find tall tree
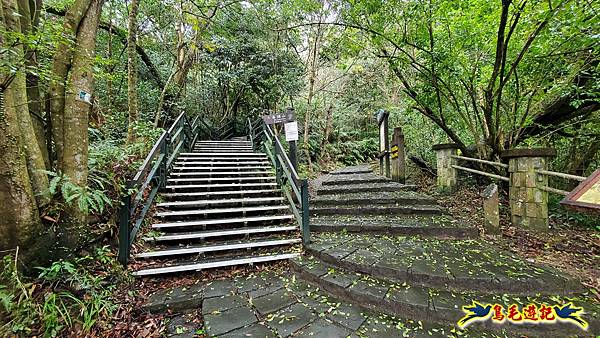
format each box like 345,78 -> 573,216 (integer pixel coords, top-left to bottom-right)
126,0 -> 139,143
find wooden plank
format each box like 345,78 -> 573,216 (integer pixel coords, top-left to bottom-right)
144,225 -> 297,242
135,238 -> 301,258
152,214 -> 293,229
157,196 -> 284,208
133,253 -> 300,276
156,205 -> 289,218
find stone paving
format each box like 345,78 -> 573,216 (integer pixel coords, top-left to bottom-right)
156,271 -> 510,337
305,232 -> 582,294
145,165 -> 600,337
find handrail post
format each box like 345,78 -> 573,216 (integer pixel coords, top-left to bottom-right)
159,137 -> 168,189
118,184 -> 132,265
300,179 -> 310,245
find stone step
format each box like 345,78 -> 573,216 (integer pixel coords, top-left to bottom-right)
156,205 -> 290,218
310,205 -> 442,216
179,152 -> 265,156
164,182 -> 278,191
157,197 -> 285,209
167,176 -> 276,185
152,214 -> 294,230
136,238 -> 302,259
290,255 -> 600,336
321,174 -> 388,186
305,233 -> 582,295
161,189 -> 280,200
329,165 -> 373,175
169,171 -> 273,178
133,252 -> 300,276
173,161 -> 270,166
171,166 -> 272,172
311,215 -> 478,239
312,191 -> 437,207
144,225 -> 298,242
316,182 -> 417,195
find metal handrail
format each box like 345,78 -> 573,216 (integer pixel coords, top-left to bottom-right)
118,111 -> 207,265
249,118 -> 310,245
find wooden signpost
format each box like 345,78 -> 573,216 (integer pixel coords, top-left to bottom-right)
263,108 -> 298,171
390,127 -> 405,183
561,168 -> 600,214
377,109 -> 390,178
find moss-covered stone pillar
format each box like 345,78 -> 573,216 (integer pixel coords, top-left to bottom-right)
432,143 -> 460,192
501,148 -> 556,232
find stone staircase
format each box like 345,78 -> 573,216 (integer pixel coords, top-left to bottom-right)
132,139 -> 301,276
291,165 -> 600,336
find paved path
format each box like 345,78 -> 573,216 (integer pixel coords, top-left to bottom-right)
150,271 -> 506,337
146,165 -> 600,337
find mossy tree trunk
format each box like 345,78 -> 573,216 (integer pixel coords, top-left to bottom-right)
126,0 -> 139,143
58,0 -> 104,251
49,0 -> 93,172
0,1 -> 51,267
2,0 -> 50,207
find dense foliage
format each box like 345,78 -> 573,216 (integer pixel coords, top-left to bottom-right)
0,0 -> 598,335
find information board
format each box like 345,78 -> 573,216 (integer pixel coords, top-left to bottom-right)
561,168 -> 600,213
284,121 -> 298,141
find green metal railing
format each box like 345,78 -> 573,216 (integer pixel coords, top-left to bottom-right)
248,117 -> 310,245
118,111 -> 209,265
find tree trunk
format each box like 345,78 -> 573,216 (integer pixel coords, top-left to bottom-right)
49,0 -> 93,171
0,89 -> 51,267
304,22 -> 322,171
58,0 -> 103,252
126,0 -> 139,143
17,0 -> 49,168
319,104 -> 333,161
2,0 -> 50,207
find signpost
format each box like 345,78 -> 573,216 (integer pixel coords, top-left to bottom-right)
391,127 -> 405,183
561,168 -> 600,214
377,109 -> 390,178
284,120 -> 299,170
263,110 -> 296,125
262,108 -> 298,172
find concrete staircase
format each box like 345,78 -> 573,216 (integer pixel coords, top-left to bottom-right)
133,139 -> 301,276
292,165 -> 600,336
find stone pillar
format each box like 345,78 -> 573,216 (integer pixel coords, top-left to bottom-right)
501,148 -> 556,232
481,183 -> 500,235
432,143 -> 460,192
391,127 -> 405,183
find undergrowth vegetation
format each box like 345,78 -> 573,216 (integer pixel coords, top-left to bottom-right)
0,247 -> 129,337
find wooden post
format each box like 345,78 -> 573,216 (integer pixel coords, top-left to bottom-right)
502,148 -> 556,232
377,110 -> 390,177
481,183 -> 500,235
432,143 -> 460,192
391,127 -> 405,183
